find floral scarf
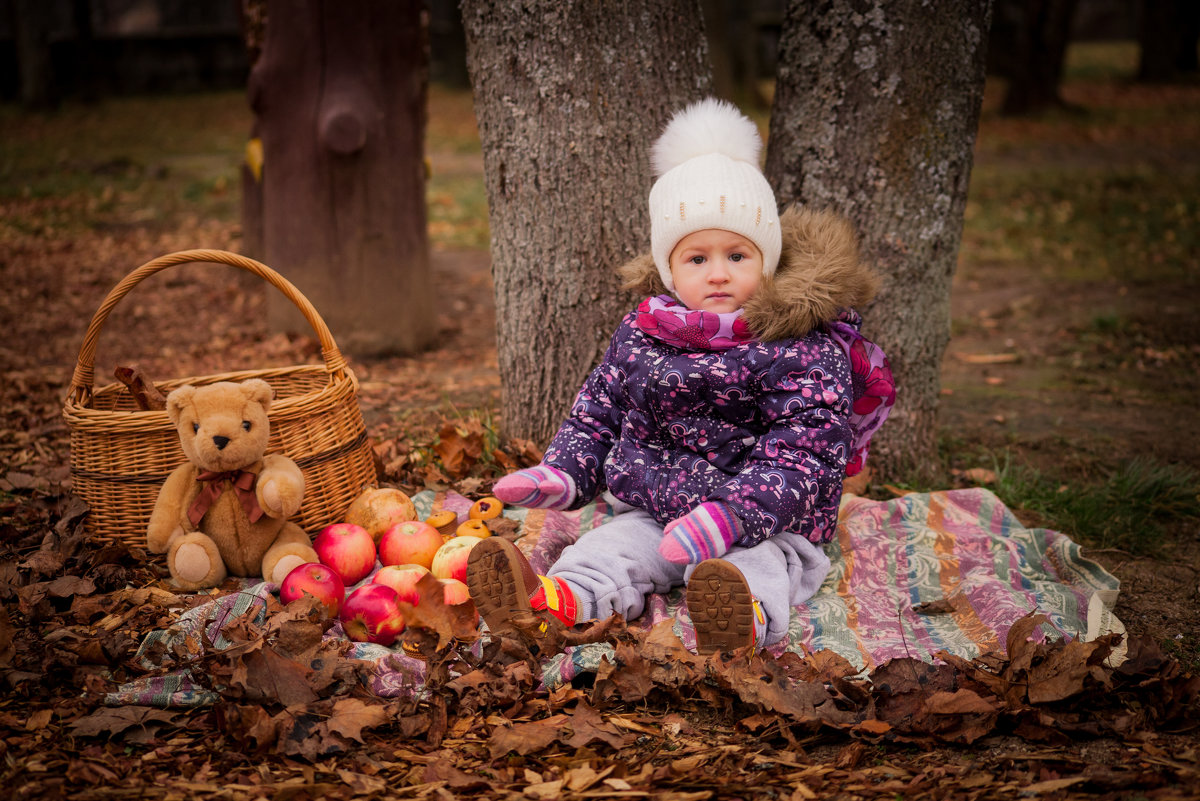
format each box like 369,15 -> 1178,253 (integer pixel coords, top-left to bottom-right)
634,295 -> 756,351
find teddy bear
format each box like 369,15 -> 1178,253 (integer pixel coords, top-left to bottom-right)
146,378 -> 319,591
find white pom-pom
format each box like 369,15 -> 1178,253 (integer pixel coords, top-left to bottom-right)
651,98 -> 762,177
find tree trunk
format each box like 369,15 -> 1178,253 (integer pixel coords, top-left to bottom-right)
461,0 -> 712,445
997,0 -> 1079,115
765,0 -> 993,482
702,0 -> 740,104
239,0 -> 265,262
249,0 -> 435,357
1138,0 -> 1200,82
12,0 -> 57,109
1179,2 -> 1200,74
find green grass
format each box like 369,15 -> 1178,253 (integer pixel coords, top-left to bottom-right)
399,404 -> 514,484
963,165 -> 1200,284
896,435 -> 1199,556
963,41 -> 1200,286
1062,41 -> 1139,81
428,173 -> 489,250
0,87 -> 491,250
0,93 -> 247,244
984,454 -> 1199,554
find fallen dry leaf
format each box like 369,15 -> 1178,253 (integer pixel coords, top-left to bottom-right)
69,706 -> 182,739
325,697 -> 390,743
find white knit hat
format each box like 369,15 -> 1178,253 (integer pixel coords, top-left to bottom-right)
648,98 -> 781,292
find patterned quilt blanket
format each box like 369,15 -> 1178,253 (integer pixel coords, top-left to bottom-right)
107,488 -> 1124,706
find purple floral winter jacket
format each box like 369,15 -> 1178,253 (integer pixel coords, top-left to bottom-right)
543,207 -> 894,548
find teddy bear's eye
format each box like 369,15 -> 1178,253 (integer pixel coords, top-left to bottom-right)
192,422 -> 200,434
242,421 -> 252,431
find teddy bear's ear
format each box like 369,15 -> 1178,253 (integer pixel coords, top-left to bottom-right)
166,385 -> 196,425
240,378 -> 275,412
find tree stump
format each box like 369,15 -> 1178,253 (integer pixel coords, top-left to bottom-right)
250,0 -> 434,357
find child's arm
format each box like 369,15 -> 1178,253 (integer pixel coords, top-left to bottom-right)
494,329 -> 626,509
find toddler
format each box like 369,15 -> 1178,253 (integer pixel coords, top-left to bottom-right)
467,98 -> 894,653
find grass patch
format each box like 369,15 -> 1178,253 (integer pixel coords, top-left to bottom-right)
428,174 -> 489,250
965,41 -> 1200,286
985,454 -> 1200,554
895,439 -> 1200,556
0,92 -> 248,233
963,165 -> 1200,285
1062,41 -> 1140,81
427,84 -> 482,154
0,87 -> 490,249
396,404 -> 521,487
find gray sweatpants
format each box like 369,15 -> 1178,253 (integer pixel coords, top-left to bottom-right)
547,498 -> 831,645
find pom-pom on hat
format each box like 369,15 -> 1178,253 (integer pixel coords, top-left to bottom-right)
649,98 -> 781,292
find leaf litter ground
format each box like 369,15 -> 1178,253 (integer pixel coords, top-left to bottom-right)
3,78 -> 1200,799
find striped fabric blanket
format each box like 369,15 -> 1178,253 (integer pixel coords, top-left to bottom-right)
107,488 -> 1123,706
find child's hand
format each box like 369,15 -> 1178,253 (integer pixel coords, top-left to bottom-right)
658,502 -> 742,564
492,465 -> 577,510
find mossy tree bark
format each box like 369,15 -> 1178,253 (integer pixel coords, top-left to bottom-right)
765,0 -> 994,482
462,0 -> 712,444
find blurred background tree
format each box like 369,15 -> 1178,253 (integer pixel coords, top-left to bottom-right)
990,0 -> 1080,115
1136,0 -> 1200,82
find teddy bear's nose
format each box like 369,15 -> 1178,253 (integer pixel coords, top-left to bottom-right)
212,435 -> 231,450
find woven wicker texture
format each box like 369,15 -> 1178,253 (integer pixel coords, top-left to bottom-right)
63,249 -> 378,545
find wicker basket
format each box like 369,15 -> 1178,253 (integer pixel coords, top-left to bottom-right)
63,249 -> 378,545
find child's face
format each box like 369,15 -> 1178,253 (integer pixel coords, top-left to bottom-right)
669,229 -> 762,313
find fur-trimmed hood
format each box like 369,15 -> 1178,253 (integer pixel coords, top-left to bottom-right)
618,206 -> 879,342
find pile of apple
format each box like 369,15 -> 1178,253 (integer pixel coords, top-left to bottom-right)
279,487 -> 504,646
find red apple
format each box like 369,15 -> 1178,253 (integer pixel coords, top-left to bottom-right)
345,487 -> 417,543
439,578 -> 479,627
372,563 -> 430,605
280,562 -> 346,617
339,583 -> 406,645
314,522 -> 377,586
430,535 -> 484,583
439,577 -> 470,605
378,520 -> 444,569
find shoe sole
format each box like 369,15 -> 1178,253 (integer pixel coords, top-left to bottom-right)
687,559 -> 756,654
466,537 -> 533,637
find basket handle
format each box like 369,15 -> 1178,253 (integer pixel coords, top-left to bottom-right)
67,249 -> 350,406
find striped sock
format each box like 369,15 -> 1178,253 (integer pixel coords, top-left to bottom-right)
658,502 -> 741,565
492,465 -> 577,510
